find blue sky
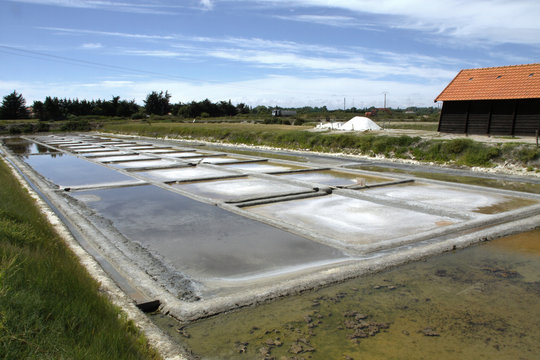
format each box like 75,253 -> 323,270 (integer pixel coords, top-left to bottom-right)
1,0 -> 539,109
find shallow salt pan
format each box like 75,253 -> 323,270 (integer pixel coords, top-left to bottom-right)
66,145 -> 103,150
363,183 -> 535,214
136,149 -> 181,154
70,185 -> 346,279
23,154 -> 139,187
181,156 -> 249,164
111,159 -> 179,169
69,147 -> 108,152
173,177 -> 312,202
82,151 -> 130,157
121,145 -> 155,150
221,162 -> 306,173
94,154 -> 156,162
246,194 -> 457,246
136,167 -> 238,182
278,170 -> 390,187
164,152 -> 208,158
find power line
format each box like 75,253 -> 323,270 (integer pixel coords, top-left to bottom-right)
0,45 -> 204,83
0,44 -> 369,100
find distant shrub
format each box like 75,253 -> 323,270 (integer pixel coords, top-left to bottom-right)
131,112 -> 146,120
8,126 -> 22,135
517,147 -> 540,163
36,122 -> 50,132
60,119 -> 92,131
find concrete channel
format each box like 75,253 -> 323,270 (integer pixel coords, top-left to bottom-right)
2,133 -> 540,330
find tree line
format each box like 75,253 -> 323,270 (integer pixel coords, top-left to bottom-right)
1,90 -> 440,121
0,90 -> 259,121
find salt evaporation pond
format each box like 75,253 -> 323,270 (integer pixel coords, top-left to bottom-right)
82,151 -> 130,157
3,134 -> 539,348
111,159 -> 179,169
23,153 -> 141,188
172,177 -> 314,202
363,182 -> 537,214
94,154 -> 156,162
163,151 -> 208,158
1,137 -> 57,155
221,161 -> 307,173
70,184 -> 346,280
136,167 -> 238,182
246,194 -> 457,246
174,229 -> 540,360
181,156 -> 250,164
277,169 -> 391,187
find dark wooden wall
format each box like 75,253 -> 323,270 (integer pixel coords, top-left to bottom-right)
438,99 -> 540,136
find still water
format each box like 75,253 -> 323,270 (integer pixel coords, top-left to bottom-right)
156,229 -> 540,360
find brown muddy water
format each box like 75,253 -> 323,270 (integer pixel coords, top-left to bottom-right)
153,229 -> 540,360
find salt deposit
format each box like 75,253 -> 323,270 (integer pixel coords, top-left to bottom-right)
4,133 -> 540,324
136,167 -> 237,182
316,116 -> 381,131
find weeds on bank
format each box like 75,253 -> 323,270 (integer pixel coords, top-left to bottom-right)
103,122 -> 540,169
0,160 -> 160,360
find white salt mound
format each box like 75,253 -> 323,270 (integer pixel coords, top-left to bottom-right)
340,116 -> 381,131
316,122 -> 344,130
315,116 -> 381,131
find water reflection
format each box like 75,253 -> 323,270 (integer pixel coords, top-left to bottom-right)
23,154 -> 138,187
173,229 -> 540,359
70,185 -> 347,281
1,137 -> 58,156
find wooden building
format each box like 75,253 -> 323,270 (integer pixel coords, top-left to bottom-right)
435,63 -> 540,136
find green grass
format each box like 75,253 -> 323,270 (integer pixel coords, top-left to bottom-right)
383,122 -> 439,131
0,160 -> 160,359
102,122 -> 540,169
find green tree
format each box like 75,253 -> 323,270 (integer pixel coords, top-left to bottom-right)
0,90 -> 29,119
32,100 -> 44,120
236,102 -> 249,114
117,99 -> 140,117
42,96 -> 64,121
144,91 -> 171,115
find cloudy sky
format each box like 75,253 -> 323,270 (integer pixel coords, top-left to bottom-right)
1,0 -> 539,109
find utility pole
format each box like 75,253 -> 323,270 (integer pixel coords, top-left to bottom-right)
382,91 -> 388,130
343,97 -> 346,111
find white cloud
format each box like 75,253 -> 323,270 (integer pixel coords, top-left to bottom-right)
8,0 -> 181,14
40,26 -> 176,40
0,76 -> 445,108
122,49 -> 183,58
274,14 -> 378,30
200,0 -> 213,10
39,25 -> 460,81
206,47 -> 457,80
254,0 -> 540,45
81,42 -> 103,49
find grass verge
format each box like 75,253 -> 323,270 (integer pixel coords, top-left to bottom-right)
0,159 -> 160,359
102,122 -> 540,169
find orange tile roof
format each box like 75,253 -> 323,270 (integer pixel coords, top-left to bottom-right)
435,63 -> 540,101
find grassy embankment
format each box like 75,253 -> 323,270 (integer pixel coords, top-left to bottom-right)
102,122 -> 540,170
0,111 -> 438,135
0,159 -> 160,359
